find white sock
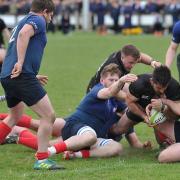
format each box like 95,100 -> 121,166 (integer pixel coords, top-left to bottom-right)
48,146 -> 56,156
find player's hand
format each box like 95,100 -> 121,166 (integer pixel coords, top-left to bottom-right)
11,62 -> 22,78
120,74 -> 137,83
143,115 -> 151,126
145,104 -> 152,117
143,140 -> 152,149
151,61 -> 161,68
36,75 -> 48,86
151,99 -> 162,112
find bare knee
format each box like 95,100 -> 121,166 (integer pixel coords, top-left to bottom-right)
110,142 -> 123,156
158,151 -> 169,163
86,132 -> 97,145
41,111 -> 56,123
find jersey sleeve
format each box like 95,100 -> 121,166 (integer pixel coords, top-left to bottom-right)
166,78 -> 180,101
90,84 -> 104,98
26,16 -> 46,35
129,80 -> 142,99
172,22 -> 180,44
0,18 -> 6,31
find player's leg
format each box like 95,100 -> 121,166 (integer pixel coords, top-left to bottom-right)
177,54 -> 180,81
52,118 -> 66,137
30,94 -> 55,153
63,138 -> 122,159
90,138 -> 122,157
48,124 -> 97,156
158,143 -> 180,163
0,102 -> 24,143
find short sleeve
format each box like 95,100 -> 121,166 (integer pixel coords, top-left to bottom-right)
172,22 -> 180,44
129,80 -> 142,99
26,15 -> 46,34
0,18 -> 6,31
90,84 -> 104,98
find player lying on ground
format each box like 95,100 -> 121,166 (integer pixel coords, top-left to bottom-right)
146,99 -> 180,163
0,113 -> 152,159
0,64 -> 151,159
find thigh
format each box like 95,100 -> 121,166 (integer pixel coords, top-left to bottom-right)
30,94 -> 55,118
91,138 -> 113,149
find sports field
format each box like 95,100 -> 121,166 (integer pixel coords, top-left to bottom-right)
0,32 -> 179,180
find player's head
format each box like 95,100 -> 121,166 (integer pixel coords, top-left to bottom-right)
150,65 -> 171,95
100,63 -> 121,87
120,45 -> 140,72
31,0 -> 55,23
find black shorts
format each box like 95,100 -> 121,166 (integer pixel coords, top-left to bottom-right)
174,120 -> 180,143
1,74 -> 46,108
62,118 -> 90,141
126,109 -> 144,123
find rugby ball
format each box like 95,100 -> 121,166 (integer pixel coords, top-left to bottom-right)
149,109 -> 166,126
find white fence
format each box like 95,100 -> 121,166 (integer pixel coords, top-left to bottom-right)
0,14 -> 173,29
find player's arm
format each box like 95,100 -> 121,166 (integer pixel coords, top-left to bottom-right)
161,99 -> 180,116
11,24 -> 34,78
126,132 -> 152,149
97,74 -> 137,99
165,41 -> 179,68
126,91 -> 149,124
139,52 -> 161,68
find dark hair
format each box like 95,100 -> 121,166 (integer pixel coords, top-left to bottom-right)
152,65 -> 171,86
31,0 -> 55,13
121,45 -> 140,60
100,63 -> 121,78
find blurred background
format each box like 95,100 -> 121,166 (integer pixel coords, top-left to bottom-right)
0,0 -> 180,36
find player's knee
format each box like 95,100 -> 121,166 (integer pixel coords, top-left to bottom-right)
86,131 -> 97,145
42,111 -> 56,123
111,142 -> 123,156
158,151 -> 169,163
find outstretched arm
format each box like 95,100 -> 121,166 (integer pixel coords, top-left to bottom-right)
97,74 -> 137,99
165,41 -> 179,68
139,52 -> 161,68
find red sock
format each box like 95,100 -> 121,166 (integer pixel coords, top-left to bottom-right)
54,142 -> 67,154
0,122 -> 12,143
36,152 -> 49,160
18,137 -> 38,150
19,129 -> 35,138
0,113 -> 8,120
81,150 -> 90,158
16,115 -> 31,128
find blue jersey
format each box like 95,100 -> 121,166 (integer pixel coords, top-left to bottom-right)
1,13 -> 47,78
172,20 -> 180,44
67,83 -> 121,137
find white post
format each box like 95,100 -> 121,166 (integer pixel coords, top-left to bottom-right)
82,0 -> 90,31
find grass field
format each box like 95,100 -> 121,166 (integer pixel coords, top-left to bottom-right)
0,32 -> 179,180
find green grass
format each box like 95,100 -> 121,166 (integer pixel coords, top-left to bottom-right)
0,32 -> 180,179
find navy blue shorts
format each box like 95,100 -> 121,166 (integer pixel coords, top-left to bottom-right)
62,118 -> 89,141
126,109 -> 144,123
1,74 -> 46,108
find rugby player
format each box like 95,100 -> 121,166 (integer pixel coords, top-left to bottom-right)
112,65 -> 180,135
165,20 -> 180,81
0,0 -> 63,170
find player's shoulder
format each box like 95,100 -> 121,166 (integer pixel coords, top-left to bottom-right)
27,14 -> 46,26
130,74 -> 151,91
136,74 -> 151,84
173,21 -> 180,34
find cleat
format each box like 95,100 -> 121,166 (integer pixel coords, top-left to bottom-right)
63,151 -> 75,160
1,135 -> 18,145
34,159 -> 65,170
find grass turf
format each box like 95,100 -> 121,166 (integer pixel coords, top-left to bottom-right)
0,32 -> 179,179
